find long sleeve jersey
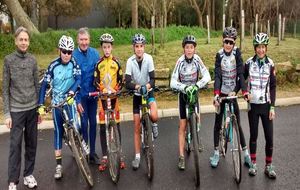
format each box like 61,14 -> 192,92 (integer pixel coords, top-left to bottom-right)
214,47 -> 247,96
170,54 -> 211,93
244,55 -> 276,106
38,57 -> 81,105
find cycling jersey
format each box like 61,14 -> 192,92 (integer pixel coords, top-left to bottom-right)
94,55 -> 123,91
38,57 -> 81,105
214,47 -> 247,95
170,54 -> 211,92
244,55 -> 276,106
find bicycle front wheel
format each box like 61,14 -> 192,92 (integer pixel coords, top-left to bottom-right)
219,125 -> 228,157
190,113 -> 200,187
143,114 -> 154,180
68,128 -> 94,187
230,115 -> 242,184
107,121 -> 121,183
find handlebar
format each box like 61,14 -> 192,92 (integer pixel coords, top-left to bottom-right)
89,90 -> 122,99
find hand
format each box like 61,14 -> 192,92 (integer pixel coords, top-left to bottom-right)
269,106 -> 275,120
38,105 -> 46,115
77,103 -> 84,114
66,96 -> 74,105
37,115 -> 42,124
5,118 -> 12,129
184,85 -> 198,95
228,91 -> 236,97
243,92 -> 250,101
213,94 -> 220,107
139,85 -> 148,95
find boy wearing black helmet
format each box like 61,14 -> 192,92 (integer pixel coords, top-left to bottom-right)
210,27 -> 251,168
170,35 -> 211,170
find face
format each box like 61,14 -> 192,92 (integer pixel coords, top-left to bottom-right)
60,49 -> 72,64
15,31 -> 29,53
255,44 -> 267,59
183,43 -> 195,59
223,37 -> 235,53
77,33 -> 90,51
101,42 -> 113,57
133,43 -> 145,60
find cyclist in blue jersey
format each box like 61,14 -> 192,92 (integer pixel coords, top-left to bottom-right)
125,33 -> 158,170
73,27 -> 100,165
38,35 -> 81,180
170,35 -> 211,170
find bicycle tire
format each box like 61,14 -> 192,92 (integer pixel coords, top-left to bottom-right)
68,128 -> 94,187
107,121 -> 121,183
143,114 -> 154,180
190,113 -> 200,187
219,125 -> 227,157
230,115 -> 242,184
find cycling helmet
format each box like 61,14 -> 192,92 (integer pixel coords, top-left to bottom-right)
132,33 -> 146,44
100,33 -> 114,44
223,27 -> 237,40
253,32 -> 269,46
182,35 -> 197,47
58,35 -> 74,51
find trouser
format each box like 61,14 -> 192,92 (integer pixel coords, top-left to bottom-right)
248,103 -> 273,164
8,108 -> 38,184
80,96 -> 98,155
213,98 -> 247,149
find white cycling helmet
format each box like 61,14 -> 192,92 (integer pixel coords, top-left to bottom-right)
58,35 -> 74,51
100,33 -> 114,44
132,33 -> 146,45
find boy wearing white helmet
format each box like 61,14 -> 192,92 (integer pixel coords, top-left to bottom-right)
125,33 -> 158,170
244,33 -> 277,179
94,33 -> 125,171
38,35 -> 82,180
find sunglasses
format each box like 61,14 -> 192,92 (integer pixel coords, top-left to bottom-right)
223,40 -> 235,45
61,49 -> 72,55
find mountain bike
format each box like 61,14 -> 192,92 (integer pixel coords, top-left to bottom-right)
217,96 -> 242,184
89,90 -> 122,183
46,95 -> 93,187
184,89 -> 202,187
129,88 -> 155,181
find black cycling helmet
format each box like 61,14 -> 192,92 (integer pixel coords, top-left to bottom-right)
182,35 -> 197,47
223,27 -> 237,40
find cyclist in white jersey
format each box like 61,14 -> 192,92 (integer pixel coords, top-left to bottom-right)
125,33 -> 158,170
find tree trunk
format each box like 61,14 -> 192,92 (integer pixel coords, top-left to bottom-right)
212,0 -> 215,29
4,0 -> 39,34
162,0 -> 167,27
38,0 -> 49,32
132,0 -> 138,28
191,0 -> 203,27
31,0 -> 38,28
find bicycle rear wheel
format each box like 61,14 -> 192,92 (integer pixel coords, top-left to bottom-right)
190,113 -> 200,187
68,128 -> 94,187
230,115 -> 242,184
107,121 -> 121,183
143,114 -> 154,180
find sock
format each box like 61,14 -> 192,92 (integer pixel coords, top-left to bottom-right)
244,149 -> 249,156
214,149 -> 219,156
56,155 -> 62,165
135,153 -> 141,159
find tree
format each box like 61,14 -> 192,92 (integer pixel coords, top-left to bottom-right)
188,0 -> 207,27
3,0 -> 39,34
132,0 -> 138,28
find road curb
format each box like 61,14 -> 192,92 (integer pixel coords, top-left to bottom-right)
1,97 -> 300,134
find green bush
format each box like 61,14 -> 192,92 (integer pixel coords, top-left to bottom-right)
0,26 -> 221,58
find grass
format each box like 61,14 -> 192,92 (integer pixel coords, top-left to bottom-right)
0,36 -> 300,122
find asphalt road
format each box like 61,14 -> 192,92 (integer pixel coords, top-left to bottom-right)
0,105 -> 299,190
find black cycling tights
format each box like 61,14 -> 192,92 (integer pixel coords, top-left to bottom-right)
100,123 -> 121,157
248,103 -> 273,164
213,99 -> 247,149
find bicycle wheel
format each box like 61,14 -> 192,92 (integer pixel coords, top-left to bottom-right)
230,115 -> 242,184
190,113 -> 200,187
143,114 -> 154,180
185,125 -> 191,156
219,125 -> 227,157
68,128 -> 94,187
107,121 -> 121,183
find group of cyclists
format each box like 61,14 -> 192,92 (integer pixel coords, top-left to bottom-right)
3,25 -> 276,190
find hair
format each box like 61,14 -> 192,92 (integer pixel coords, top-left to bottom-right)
77,27 -> 90,38
14,26 -> 30,39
